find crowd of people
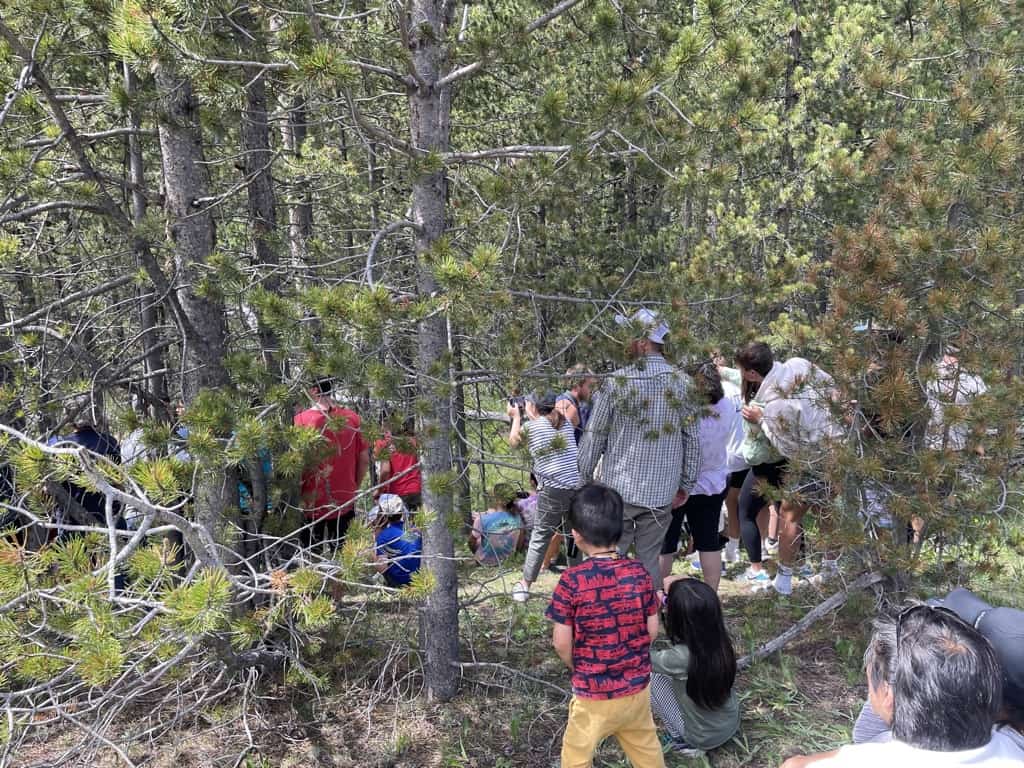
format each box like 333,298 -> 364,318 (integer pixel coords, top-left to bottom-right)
471,308 -> 1012,766
500,309 -> 852,602
30,306 -> 1015,767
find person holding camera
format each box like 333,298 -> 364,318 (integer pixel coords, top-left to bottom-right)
507,391 -> 582,602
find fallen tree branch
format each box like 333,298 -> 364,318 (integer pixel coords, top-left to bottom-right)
737,571 -> 886,671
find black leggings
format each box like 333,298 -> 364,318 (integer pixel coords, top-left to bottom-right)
739,461 -> 787,564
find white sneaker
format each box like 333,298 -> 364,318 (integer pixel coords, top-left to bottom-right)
739,568 -> 771,589
512,581 -> 529,603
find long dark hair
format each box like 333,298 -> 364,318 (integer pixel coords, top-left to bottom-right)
665,579 -> 736,710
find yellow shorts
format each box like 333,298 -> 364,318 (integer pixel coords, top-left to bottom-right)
561,685 -> 666,768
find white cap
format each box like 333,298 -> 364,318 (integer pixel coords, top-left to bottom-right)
368,493 -> 408,523
614,308 -> 669,345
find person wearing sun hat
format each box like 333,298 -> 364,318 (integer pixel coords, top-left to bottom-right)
368,493 -> 421,588
577,307 -> 702,591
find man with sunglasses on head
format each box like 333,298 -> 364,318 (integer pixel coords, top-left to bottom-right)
781,595 -> 1023,768
851,589 -> 1024,753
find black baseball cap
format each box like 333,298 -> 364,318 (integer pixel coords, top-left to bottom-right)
533,391 -> 559,414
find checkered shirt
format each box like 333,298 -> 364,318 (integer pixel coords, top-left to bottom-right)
578,354 -> 702,509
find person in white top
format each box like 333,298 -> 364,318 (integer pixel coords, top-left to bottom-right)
658,364 -> 740,592
911,346 -> 989,543
781,603 -> 1021,768
925,347 -> 988,452
735,342 -> 845,595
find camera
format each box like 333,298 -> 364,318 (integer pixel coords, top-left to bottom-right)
508,395 -> 527,414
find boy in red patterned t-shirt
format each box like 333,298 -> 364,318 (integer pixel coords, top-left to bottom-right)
546,483 -> 665,768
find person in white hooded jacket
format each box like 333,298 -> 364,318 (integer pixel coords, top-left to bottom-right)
734,342 -> 844,595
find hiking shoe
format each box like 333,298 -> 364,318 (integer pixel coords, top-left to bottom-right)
511,581 -> 529,603
738,567 -> 770,587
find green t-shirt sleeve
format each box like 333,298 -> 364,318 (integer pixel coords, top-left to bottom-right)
650,644 -> 690,679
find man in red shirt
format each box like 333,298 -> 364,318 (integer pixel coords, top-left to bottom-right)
373,418 -> 422,511
293,379 -> 370,548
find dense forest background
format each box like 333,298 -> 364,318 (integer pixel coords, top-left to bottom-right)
0,1 -> 1022,765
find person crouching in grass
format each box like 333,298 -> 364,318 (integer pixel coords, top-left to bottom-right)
369,493 -> 421,588
546,483 -> 665,768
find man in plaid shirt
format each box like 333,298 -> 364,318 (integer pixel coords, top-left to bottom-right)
578,309 -> 701,590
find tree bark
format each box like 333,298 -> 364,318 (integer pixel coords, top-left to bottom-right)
451,331 -> 473,527
280,96 -> 312,269
153,59 -> 239,543
239,10 -> 283,379
778,1 -> 802,241
409,0 -> 459,703
124,63 -> 168,417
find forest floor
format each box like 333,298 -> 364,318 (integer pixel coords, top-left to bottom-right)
17,526 -> 1024,768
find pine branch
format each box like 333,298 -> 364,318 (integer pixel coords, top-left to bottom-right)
435,0 -> 590,88
444,144 -> 572,161
0,15 -> 198,349
364,219 -> 420,286
0,200 -> 106,224
0,274 -> 136,329
525,0 -> 589,32
434,61 -> 485,89
23,127 -> 156,148
154,27 -> 414,88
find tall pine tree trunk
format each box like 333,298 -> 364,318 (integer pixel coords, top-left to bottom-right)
153,60 -> 239,544
241,63 -> 282,377
124,63 -> 167,417
408,0 -> 458,702
281,97 -> 312,270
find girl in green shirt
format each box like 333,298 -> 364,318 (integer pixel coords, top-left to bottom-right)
651,577 -> 740,755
